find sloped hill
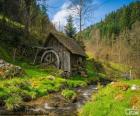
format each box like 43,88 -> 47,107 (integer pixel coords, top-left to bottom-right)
81,1 -> 140,78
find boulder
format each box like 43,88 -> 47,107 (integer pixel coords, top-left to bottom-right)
0,59 -> 24,78
61,71 -> 71,78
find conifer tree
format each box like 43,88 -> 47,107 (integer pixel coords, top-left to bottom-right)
65,15 -> 76,38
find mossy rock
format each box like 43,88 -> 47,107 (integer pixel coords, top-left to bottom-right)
0,59 -> 25,79
61,89 -> 77,101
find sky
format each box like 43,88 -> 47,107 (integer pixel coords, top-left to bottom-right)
46,0 -> 135,31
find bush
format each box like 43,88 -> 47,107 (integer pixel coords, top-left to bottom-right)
92,60 -> 105,73
61,89 -> 76,100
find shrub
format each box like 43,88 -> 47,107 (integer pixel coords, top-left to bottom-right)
92,60 -> 105,73
61,89 -> 76,100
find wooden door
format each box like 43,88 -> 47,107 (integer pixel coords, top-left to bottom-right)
63,51 -> 71,72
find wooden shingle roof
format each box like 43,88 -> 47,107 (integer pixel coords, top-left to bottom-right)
45,32 -> 86,57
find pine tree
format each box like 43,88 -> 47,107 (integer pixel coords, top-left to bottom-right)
65,15 -> 76,38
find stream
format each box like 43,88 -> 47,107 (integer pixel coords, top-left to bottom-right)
0,85 -> 99,116
28,85 -> 98,116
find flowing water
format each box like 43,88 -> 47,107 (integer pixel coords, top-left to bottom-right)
0,85 -> 98,116
28,85 -> 98,116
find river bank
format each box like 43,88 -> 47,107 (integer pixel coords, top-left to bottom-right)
0,84 -> 99,116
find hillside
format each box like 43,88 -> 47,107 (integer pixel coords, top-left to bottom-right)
81,1 -> 140,78
0,0 -> 55,62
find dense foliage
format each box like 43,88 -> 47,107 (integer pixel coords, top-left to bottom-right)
83,1 -> 140,39
98,1 -> 140,38
0,1 -> 53,47
0,0 -> 55,61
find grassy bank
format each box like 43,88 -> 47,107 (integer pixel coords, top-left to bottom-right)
79,80 -> 140,116
0,61 -> 98,111
0,56 -> 137,112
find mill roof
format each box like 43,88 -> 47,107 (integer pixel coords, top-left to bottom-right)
45,32 -> 86,57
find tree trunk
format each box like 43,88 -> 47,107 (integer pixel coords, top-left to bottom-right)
79,0 -> 83,32
24,0 -> 32,37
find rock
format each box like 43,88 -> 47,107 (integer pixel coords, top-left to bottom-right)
0,64 -> 4,67
110,82 -> 115,85
0,59 -> 24,78
131,85 -> 140,91
80,71 -> 88,77
0,60 -> 4,64
61,71 -> 71,78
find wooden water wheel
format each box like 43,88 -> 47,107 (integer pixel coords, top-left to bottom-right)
41,50 -> 60,68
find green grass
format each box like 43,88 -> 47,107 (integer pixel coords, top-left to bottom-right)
0,57 -> 135,112
66,80 -> 87,88
0,70 -> 65,110
5,95 -> 23,110
0,60 -> 98,111
91,59 -> 133,80
79,80 -> 140,116
1,58 -> 128,111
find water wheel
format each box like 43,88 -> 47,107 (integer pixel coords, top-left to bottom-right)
41,50 -> 60,68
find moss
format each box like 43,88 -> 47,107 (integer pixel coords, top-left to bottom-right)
0,57 -> 99,111
61,89 -> 76,100
4,95 -> 23,111
66,80 -> 87,88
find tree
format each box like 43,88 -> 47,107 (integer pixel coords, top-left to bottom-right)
65,15 -> 76,38
69,0 -> 94,32
24,0 -> 33,35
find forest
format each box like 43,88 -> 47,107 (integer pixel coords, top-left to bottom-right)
82,1 -> 140,78
0,0 -> 54,59
0,0 -> 140,116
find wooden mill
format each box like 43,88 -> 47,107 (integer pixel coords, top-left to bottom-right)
34,32 -> 86,76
